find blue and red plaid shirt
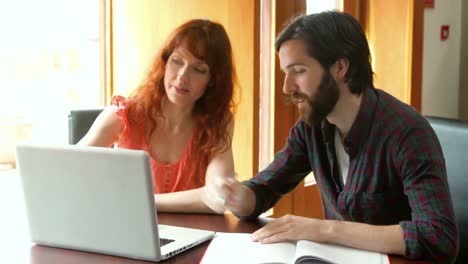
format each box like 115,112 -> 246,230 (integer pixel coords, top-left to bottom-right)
243,88 -> 458,262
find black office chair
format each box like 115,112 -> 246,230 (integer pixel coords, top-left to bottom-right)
68,109 -> 103,144
426,116 -> 468,264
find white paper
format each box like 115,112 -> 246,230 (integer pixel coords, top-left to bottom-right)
201,232 -> 296,264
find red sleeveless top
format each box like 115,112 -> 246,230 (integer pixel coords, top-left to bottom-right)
110,96 -> 202,193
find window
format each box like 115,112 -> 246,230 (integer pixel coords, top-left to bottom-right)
0,0 -> 106,167
306,0 -> 341,14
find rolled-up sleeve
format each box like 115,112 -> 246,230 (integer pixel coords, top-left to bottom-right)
395,126 -> 458,262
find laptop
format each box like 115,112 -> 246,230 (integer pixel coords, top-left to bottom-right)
15,144 -> 215,262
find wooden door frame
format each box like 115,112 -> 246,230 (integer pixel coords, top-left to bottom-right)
259,0 -> 306,217
410,0 -> 423,112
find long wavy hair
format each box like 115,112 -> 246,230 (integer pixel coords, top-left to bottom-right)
125,19 -> 237,188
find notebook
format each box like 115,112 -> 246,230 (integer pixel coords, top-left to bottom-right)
201,232 -> 390,264
15,144 -> 215,262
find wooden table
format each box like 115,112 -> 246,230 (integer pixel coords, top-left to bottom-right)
0,171 -> 430,263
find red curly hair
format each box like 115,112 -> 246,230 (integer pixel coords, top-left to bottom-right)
125,19 -> 237,188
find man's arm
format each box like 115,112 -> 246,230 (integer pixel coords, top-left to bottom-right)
251,125 -> 458,262
326,221 -> 405,255
224,120 -> 313,218
393,126 -> 458,261
251,215 -> 405,255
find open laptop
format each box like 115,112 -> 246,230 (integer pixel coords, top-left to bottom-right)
15,144 -> 215,262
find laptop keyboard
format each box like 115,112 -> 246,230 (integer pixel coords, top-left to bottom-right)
160,238 -> 175,247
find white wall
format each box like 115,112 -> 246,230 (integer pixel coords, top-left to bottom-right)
422,0 -> 462,118
460,1 -> 468,121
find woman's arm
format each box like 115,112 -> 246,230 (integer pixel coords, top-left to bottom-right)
202,120 -> 235,213
78,108 -> 125,147
155,120 -> 235,214
153,188 -> 213,213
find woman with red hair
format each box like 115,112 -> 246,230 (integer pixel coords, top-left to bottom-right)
79,19 -> 237,214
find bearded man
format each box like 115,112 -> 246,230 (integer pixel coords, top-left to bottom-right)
221,11 -> 458,263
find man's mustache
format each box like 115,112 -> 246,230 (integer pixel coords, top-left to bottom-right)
285,91 -> 308,105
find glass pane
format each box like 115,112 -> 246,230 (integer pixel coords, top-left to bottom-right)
306,0 -> 341,14
0,0 -> 102,165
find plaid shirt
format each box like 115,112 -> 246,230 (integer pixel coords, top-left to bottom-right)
244,88 -> 458,262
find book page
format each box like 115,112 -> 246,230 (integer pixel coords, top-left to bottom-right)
294,240 -> 389,264
201,232 -> 296,264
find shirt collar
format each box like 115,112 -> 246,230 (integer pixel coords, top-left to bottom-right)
321,88 -> 377,158
343,88 -> 378,157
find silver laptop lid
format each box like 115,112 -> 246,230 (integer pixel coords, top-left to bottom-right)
16,144 -> 162,261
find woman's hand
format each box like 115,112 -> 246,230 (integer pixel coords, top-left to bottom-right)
202,174 -> 231,214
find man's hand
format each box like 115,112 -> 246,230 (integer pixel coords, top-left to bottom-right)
221,178 -> 256,217
251,214 -> 329,243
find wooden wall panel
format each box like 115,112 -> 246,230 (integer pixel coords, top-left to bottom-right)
411,0 -> 423,112
343,0 -> 368,33
367,0 -> 413,104
112,0 -> 259,182
226,0 -> 260,180
344,0 -> 423,110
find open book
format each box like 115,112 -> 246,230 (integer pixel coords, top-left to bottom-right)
201,232 -> 390,264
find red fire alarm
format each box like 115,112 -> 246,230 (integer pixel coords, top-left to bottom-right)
441,25 -> 449,41
424,0 -> 435,8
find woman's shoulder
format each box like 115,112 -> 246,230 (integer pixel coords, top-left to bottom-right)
105,95 -> 125,118
106,95 -> 131,125
110,95 -> 128,108
106,95 -> 145,146
109,95 -> 139,116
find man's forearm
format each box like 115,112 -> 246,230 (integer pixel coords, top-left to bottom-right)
323,220 -> 406,255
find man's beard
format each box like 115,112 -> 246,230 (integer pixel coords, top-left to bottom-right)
286,71 -> 339,126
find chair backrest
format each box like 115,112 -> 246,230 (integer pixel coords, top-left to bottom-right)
68,109 -> 103,144
426,116 -> 468,263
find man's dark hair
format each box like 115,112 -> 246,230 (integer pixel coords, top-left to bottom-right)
275,11 -> 374,94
